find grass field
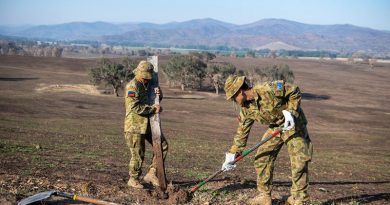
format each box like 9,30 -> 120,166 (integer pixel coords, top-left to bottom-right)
0,55 -> 389,204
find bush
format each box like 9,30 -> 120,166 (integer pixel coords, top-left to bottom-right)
246,64 -> 294,85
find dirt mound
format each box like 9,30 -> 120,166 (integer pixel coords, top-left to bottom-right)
35,84 -> 101,96
166,183 -> 191,204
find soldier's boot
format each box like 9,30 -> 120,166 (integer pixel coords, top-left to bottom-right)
248,193 -> 272,205
287,196 -> 307,205
127,178 -> 144,189
143,168 -> 159,187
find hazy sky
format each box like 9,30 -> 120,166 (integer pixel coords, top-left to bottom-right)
1,0 -> 389,30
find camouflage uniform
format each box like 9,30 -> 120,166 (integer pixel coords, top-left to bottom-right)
124,61 -> 168,180
225,76 -> 313,203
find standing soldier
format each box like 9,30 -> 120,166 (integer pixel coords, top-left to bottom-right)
221,75 -> 313,205
124,60 -> 168,189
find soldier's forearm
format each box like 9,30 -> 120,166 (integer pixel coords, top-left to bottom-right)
131,103 -> 155,115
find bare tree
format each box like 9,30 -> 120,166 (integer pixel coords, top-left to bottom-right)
369,58 -> 377,70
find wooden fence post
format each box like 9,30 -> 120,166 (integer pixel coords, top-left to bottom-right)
147,56 -> 167,191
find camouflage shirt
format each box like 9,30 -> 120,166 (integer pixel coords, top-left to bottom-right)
230,80 -> 307,153
124,78 -> 156,134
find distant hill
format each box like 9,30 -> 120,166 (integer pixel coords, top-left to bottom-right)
1,18 -> 389,54
17,21 -> 126,40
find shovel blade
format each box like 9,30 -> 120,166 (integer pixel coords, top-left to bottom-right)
18,191 -> 57,205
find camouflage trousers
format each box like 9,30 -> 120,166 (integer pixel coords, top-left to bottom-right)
254,127 -> 313,202
124,132 -> 168,179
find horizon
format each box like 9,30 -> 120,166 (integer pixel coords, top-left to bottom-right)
1,17 -> 389,32
0,17 -> 390,31
0,0 -> 389,31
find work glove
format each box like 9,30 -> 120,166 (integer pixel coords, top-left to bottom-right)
282,110 -> 295,131
154,87 -> 163,101
221,152 -> 237,171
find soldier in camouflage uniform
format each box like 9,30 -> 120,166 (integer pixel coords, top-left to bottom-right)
124,60 -> 168,189
221,75 -> 313,205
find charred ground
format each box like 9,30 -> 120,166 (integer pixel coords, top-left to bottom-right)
0,56 -> 389,204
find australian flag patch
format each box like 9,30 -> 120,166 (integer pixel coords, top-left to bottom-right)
276,82 -> 283,91
127,91 -> 136,97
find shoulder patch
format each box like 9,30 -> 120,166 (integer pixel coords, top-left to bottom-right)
276,82 -> 283,91
127,91 -> 136,97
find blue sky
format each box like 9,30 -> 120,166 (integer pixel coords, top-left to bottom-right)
0,0 -> 389,30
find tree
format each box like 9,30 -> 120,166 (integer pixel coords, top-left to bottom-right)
188,55 -> 207,89
369,58 -> 377,70
269,64 -> 294,83
246,50 -> 256,58
352,51 -> 371,63
190,51 -> 216,62
206,62 -> 236,94
164,55 -> 188,90
89,58 -> 132,96
164,54 -> 207,91
121,57 -> 137,80
245,67 -> 262,85
53,47 -> 63,57
245,64 -> 294,85
137,49 -> 147,56
270,51 -> 277,59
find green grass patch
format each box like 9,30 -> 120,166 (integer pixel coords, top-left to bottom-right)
183,169 -> 210,180
0,141 -> 37,155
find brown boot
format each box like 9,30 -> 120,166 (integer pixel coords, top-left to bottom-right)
143,168 -> 159,187
127,178 -> 144,189
287,196 -> 307,205
248,193 -> 271,205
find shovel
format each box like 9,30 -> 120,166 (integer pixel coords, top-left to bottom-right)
190,129 -> 282,193
18,190 -> 119,205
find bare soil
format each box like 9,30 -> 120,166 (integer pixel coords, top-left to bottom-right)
0,55 -> 389,204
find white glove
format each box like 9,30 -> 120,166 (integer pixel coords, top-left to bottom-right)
221,152 -> 236,171
282,110 -> 295,131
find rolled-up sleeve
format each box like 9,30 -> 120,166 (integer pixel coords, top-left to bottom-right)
229,110 -> 254,153
284,83 -> 302,118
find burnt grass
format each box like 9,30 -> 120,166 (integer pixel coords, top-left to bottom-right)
0,56 -> 389,205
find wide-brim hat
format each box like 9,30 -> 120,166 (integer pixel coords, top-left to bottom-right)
134,60 -> 153,80
224,75 -> 245,100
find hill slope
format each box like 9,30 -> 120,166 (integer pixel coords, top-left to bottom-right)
1,18 -> 389,53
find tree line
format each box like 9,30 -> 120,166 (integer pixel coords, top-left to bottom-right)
88,53 -> 295,96
0,41 -> 63,57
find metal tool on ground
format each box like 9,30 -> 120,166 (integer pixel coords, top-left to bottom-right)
147,56 -> 167,191
17,190 -> 119,205
190,129 -> 282,193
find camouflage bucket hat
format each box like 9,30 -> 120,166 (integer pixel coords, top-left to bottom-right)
134,60 -> 153,80
224,75 -> 245,100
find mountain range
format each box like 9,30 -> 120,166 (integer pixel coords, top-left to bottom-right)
1,18 -> 389,54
